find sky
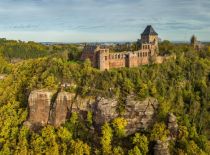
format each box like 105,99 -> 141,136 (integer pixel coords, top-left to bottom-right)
0,0 -> 209,42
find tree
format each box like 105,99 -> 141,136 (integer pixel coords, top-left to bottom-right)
112,117 -> 127,138
101,123 -> 113,155
132,133 -> 149,155
128,146 -> 142,155
70,139 -> 90,155
150,123 -> 169,142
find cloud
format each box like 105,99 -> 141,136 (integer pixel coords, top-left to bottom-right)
0,0 -> 209,41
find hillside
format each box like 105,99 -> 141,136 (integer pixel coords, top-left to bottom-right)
0,40 -> 209,154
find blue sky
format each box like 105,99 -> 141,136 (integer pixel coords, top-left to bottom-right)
0,0 -> 209,42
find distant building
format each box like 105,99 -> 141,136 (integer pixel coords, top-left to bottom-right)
191,35 -> 204,50
81,25 -> 166,70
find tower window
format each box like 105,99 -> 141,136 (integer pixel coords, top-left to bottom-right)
105,56 -> 107,60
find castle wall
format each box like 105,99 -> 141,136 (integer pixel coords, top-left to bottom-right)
109,52 -> 126,68
81,51 -> 97,67
81,25 -> 163,70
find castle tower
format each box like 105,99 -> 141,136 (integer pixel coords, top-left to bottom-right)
97,48 -> 110,71
191,35 -> 197,48
141,25 -> 158,50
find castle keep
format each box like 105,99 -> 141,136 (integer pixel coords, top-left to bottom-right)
81,25 -> 165,70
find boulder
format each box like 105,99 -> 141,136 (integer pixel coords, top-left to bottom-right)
154,140 -> 170,155
27,90 -> 53,128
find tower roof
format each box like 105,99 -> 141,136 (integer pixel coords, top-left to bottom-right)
141,25 -> 158,35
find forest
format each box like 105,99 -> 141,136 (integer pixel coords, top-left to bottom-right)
0,39 -> 209,155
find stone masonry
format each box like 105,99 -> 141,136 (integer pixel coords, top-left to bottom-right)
81,25 -> 166,70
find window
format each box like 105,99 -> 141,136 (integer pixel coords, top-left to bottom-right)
140,53 -> 142,57
105,56 -> 107,60
118,54 -> 120,59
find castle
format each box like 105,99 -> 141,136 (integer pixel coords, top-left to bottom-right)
81,25 -> 165,70
190,35 -> 204,51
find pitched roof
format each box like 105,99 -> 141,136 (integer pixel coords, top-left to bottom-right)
141,25 -> 158,35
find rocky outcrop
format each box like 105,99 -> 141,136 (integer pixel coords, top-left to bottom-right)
123,96 -> 159,135
154,140 -> 170,155
52,92 -> 74,127
93,95 -> 159,135
168,113 -> 178,138
26,90 -> 159,135
25,90 -> 53,129
93,97 -> 118,125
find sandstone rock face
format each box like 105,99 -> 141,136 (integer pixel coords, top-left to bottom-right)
154,140 -> 170,155
168,113 -> 178,138
93,95 -> 159,135
93,97 -> 118,125
52,92 -> 75,127
26,90 -> 159,135
27,90 -> 53,127
71,96 -> 94,113
123,96 -> 159,135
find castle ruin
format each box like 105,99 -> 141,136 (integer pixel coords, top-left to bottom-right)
81,25 -> 166,70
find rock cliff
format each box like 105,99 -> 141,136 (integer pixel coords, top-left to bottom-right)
51,92 -> 74,127
25,90 -> 53,129
25,90 -> 159,135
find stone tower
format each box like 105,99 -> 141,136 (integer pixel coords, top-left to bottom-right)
97,48 -> 110,71
141,25 -> 158,50
190,35 -> 203,50
191,35 -> 197,48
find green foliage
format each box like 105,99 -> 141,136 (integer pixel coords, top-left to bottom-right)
132,133 -> 149,155
101,123 -> 113,155
112,117 -> 127,138
70,139 -> 90,155
0,41 -> 209,154
113,146 -> 124,155
150,123 -> 169,142
87,111 -> 93,127
128,146 -> 142,155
